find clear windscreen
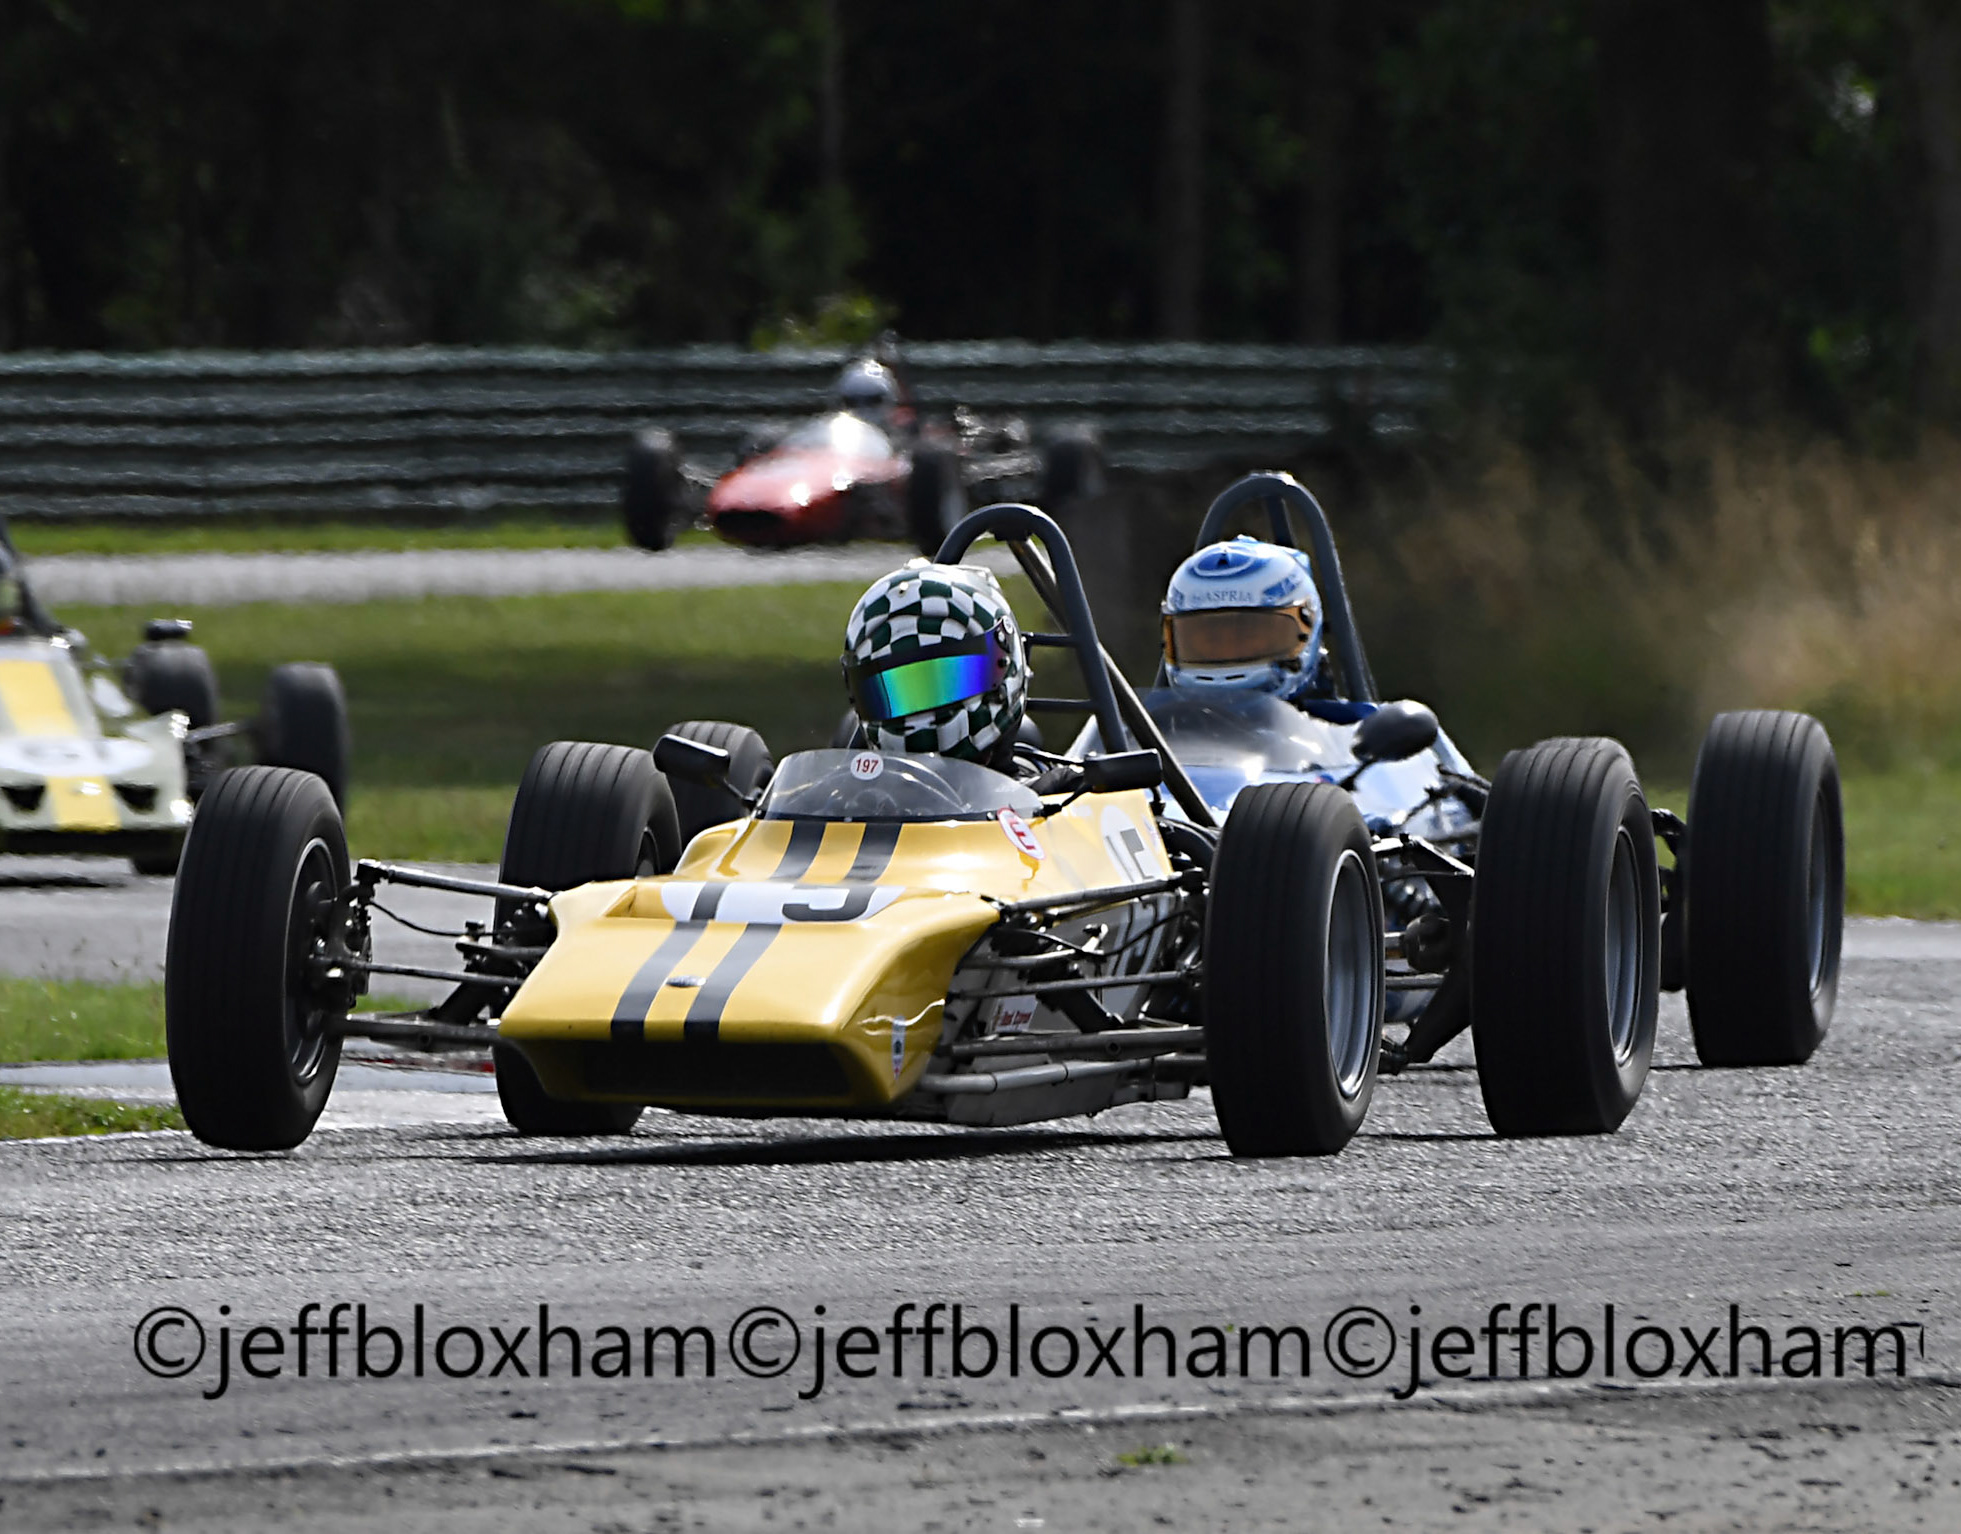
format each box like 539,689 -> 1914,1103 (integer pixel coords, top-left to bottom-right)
1140,688 -> 1354,776
761,749 -> 1042,822
776,413 -> 894,458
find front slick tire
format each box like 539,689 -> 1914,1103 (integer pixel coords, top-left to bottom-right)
1205,782 -> 1384,1157
1472,738 -> 1660,1137
165,767 -> 347,1150
1685,710 -> 1843,1066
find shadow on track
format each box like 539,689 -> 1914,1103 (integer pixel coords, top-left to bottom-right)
114,1123 -> 1222,1170
490,1124 -> 1221,1170
0,869 -> 132,890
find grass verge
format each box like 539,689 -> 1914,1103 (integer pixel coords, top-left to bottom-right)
0,977 -> 165,1063
48,577 -> 1955,918
62,581 -> 889,794
0,978 -> 424,1065
1649,773 -> 1953,919
0,1086 -> 181,1138
1841,763 -> 1961,920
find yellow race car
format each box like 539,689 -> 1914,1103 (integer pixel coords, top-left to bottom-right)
164,504 -> 1233,1152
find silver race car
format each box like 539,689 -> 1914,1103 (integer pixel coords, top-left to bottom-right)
1071,472 -> 1845,1149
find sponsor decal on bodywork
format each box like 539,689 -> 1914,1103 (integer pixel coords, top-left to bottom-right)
989,995 -> 1038,1034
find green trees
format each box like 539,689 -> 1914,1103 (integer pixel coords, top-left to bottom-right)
0,0 -> 1947,426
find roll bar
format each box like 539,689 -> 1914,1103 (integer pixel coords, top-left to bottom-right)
937,504 -> 1217,828
1193,471 -> 1378,702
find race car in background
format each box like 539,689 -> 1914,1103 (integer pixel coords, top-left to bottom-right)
620,343 -> 1106,557
0,520 -> 349,874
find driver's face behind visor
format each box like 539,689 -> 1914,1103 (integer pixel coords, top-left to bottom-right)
1162,606 -> 1314,668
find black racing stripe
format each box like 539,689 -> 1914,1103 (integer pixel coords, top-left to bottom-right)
683,924 -> 781,1043
773,817 -> 828,879
610,922 -> 705,1041
615,820 -> 837,1044
678,821 -> 822,921
843,821 -> 903,882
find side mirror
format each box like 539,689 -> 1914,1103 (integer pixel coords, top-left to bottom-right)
1082,749 -> 1164,794
1354,700 -> 1439,766
654,733 -> 734,788
144,618 -> 194,642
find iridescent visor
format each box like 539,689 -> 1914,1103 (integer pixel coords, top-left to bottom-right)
1164,607 -> 1312,667
846,637 -> 1009,722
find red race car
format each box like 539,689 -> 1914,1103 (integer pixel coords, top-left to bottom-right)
621,354 -> 1105,556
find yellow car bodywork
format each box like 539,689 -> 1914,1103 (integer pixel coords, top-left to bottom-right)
497,788 -> 1173,1116
0,636 -> 192,855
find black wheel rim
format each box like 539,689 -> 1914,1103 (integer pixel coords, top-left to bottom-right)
284,837 -> 340,1085
1604,828 -> 1642,1063
1325,849 -> 1378,1099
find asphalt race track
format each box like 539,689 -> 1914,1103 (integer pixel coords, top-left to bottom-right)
0,903 -> 1957,1529
0,856 -> 494,990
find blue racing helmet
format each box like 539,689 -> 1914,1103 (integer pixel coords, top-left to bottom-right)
1162,536 -> 1325,699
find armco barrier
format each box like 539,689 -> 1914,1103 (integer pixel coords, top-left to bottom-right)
0,342 -> 1446,519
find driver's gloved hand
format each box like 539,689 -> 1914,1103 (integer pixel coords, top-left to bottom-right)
1028,765 -> 1080,796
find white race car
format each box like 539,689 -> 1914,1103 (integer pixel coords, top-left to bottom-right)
0,522 -> 348,874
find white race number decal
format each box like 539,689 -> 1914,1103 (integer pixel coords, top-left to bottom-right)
657,881 -> 903,925
998,808 -> 1044,860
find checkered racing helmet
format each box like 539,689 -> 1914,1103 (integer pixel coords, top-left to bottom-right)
842,561 -> 1028,762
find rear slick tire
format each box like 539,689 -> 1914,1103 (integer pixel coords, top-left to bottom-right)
493,1042 -> 640,1137
1205,781 -> 1384,1157
1471,737 -> 1660,1137
165,767 -> 348,1150
124,641 -> 220,729
496,740 -> 675,1136
259,662 -> 351,809
1685,710 -> 1843,1066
